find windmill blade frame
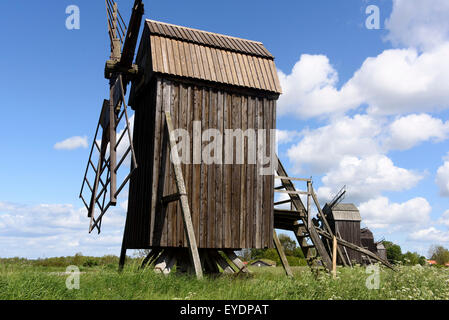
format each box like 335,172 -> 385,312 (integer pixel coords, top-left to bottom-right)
79,0 -> 144,234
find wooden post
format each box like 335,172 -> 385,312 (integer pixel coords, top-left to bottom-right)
332,235 -> 337,279
118,244 -> 126,272
165,111 -> 203,279
306,181 -> 312,228
273,230 -> 293,278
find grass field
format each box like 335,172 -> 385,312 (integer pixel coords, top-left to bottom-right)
1,258 -> 449,300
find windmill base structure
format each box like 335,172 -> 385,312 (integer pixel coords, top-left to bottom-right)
80,1 -> 395,280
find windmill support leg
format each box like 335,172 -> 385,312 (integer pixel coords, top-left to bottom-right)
273,230 -> 293,278
119,245 -> 126,272
164,111 -> 203,279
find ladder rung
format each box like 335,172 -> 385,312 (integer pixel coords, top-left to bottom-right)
275,176 -> 311,182
274,199 -> 292,206
275,190 -> 309,195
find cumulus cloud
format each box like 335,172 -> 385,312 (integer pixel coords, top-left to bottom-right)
54,136 -> 88,150
0,201 -> 126,258
436,154 -> 449,197
385,114 -> 449,150
437,210 -> 449,227
277,54 -> 362,118
286,114 -> 384,174
350,44 -> 449,115
276,129 -> 301,145
278,45 -> 449,118
385,0 -> 449,50
409,227 -> 449,243
359,196 -> 431,230
278,0 -> 449,120
316,155 -> 423,203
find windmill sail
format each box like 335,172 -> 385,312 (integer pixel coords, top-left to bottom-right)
79,0 -> 143,233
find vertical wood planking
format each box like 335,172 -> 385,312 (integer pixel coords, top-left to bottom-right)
231,94 -> 241,248
191,87 -> 202,246
263,98 -> 271,248
207,90 -> 217,248
255,97 -> 263,248
215,90 -> 224,248
200,88 -> 209,247
223,92 -> 232,248
270,99 -> 276,247
183,84 -> 192,247
239,96 -> 247,248
246,97 -> 255,248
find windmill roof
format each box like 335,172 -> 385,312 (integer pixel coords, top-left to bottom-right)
145,20 -> 282,94
327,203 -> 361,221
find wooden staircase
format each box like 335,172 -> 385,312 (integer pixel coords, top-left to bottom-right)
273,157 -> 394,274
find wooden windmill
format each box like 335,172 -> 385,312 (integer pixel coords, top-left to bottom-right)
80,0 -> 395,280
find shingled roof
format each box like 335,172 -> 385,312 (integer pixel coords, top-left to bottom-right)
146,19 -> 282,94
327,203 -> 361,222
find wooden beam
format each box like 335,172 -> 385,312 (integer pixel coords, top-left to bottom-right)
276,156 -> 333,272
317,228 -> 396,271
223,250 -> 251,274
273,230 -> 293,278
332,236 -> 337,279
165,110 -> 203,279
310,188 -> 348,267
275,176 -> 311,182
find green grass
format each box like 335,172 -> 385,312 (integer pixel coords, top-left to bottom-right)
1,259 -> 449,300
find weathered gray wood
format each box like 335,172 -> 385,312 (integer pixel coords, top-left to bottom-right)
223,250 -> 251,274
317,229 -> 396,270
165,110 -> 203,279
210,251 -> 234,274
149,80 -> 163,243
273,230 -> 293,278
332,236 -> 337,279
275,156 -> 333,272
310,188 -> 348,267
108,84 -> 118,205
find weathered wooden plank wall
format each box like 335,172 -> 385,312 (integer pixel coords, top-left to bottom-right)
125,78 -> 275,249
333,220 -> 362,263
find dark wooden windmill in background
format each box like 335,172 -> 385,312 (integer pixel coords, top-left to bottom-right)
80,0 -> 394,280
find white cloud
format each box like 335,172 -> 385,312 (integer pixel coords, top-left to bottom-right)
276,129 -> 301,145
0,201 -> 125,258
436,155 -> 449,197
278,28 -> 449,118
359,196 -> 431,230
349,44 -> 449,115
409,227 -> 449,243
286,114 -> 383,174
54,136 -> 88,150
277,54 -> 362,118
385,114 -> 449,150
385,0 -> 449,50
437,210 -> 449,227
316,155 -> 423,203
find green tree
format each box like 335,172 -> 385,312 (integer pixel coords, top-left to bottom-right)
278,234 -> 297,255
402,251 -> 426,266
383,241 -> 403,264
429,245 -> 449,265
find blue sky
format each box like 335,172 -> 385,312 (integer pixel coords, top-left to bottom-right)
1,0 -> 449,258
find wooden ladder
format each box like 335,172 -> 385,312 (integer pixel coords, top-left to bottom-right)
273,157 -> 348,272
273,156 -> 396,273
